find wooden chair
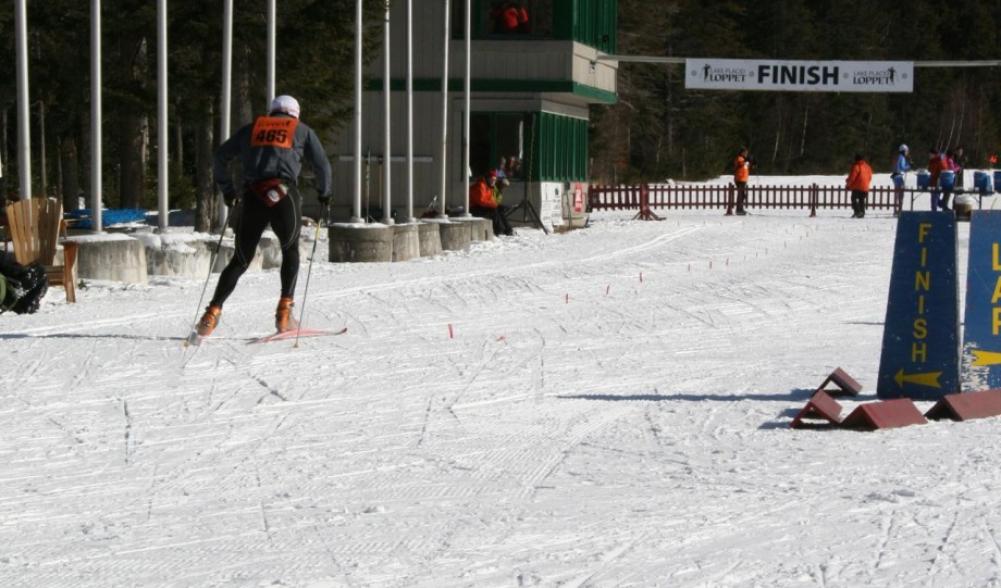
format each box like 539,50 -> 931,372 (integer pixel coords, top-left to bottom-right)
5,198 -> 77,303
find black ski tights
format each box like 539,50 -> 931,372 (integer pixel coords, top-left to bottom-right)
210,193 -> 300,307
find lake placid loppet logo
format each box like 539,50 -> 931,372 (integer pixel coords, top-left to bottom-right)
852,67 -> 901,86
700,64 -> 752,84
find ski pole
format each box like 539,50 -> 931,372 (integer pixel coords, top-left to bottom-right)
294,203 -> 328,348
186,200 -> 236,342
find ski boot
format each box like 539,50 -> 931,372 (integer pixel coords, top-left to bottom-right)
196,305 -> 222,337
275,297 -> 298,333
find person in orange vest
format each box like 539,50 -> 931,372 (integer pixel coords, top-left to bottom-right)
468,170 -> 513,236
846,153 -> 874,218
733,147 -> 751,215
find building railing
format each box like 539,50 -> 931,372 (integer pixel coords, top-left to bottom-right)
587,183 -> 967,217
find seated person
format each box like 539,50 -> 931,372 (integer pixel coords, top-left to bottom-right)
491,2 -> 529,34
468,171 -> 513,236
0,252 -> 48,314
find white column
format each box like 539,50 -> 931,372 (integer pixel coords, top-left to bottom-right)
266,0 -> 276,105
157,0 -> 169,229
218,0 -> 233,228
405,0 -> 415,222
14,0 -> 31,200
438,0 -> 450,217
462,0 -> 471,216
382,1 -> 393,225
352,0 -> 363,223
91,0 -> 103,231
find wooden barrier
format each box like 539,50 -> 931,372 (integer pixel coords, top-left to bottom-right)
589,183 -> 937,216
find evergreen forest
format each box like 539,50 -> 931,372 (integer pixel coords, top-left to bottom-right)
590,0 -> 1001,182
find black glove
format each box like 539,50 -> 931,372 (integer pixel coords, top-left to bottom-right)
318,193 -> 331,206
223,190 -> 238,208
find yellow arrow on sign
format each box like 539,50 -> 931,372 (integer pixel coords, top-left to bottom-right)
894,369 -> 942,389
972,349 -> 1001,367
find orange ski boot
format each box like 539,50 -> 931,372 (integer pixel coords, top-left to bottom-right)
196,305 -> 222,337
275,297 -> 298,333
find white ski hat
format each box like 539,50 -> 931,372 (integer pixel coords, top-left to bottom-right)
270,95 -> 301,118
899,143 -> 909,153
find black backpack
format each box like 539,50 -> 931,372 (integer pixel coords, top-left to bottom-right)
1,262 -> 48,315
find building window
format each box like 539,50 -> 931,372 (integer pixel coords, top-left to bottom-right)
469,111 -> 587,183
453,1 -> 616,51
470,112 -> 531,180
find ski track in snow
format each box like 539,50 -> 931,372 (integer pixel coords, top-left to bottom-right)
2,205 -> 1001,587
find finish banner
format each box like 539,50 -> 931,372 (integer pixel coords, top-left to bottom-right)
685,59 -> 914,93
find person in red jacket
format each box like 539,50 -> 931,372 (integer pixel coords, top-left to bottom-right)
927,149 -> 945,212
846,153 -> 874,218
468,171 -> 513,236
733,147 -> 751,215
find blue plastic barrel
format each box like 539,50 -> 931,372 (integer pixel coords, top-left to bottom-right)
995,170 -> 1001,192
939,170 -> 956,190
974,171 -> 992,195
917,171 -> 931,190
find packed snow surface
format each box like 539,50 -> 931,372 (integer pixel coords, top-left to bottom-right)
3,198 -> 1001,587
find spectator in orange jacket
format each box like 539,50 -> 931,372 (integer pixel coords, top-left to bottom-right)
846,153 -> 874,218
469,171 -> 514,236
733,147 -> 751,215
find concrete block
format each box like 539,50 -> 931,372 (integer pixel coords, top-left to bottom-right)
70,233 -> 148,285
436,220 -> 472,251
212,238 -> 264,273
133,230 -> 214,277
417,222 -> 442,257
259,231 -> 283,269
329,223 -> 394,263
457,216 -> 494,242
392,223 -> 420,262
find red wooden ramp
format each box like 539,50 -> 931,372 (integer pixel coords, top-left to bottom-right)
841,399 -> 927,431
790,391 -> 844,429
925,389 -> 1001,421
817,368 -> 862,397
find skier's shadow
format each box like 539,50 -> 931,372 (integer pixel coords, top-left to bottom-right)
558,388 -> 816,404
558,388 -> 820,430
0,333 -> 186,342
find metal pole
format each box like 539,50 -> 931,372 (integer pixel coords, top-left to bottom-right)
462,0 -> 471,216
382,0 -> 393,225
405,0 -> 415,222
267,0 -> 276,105
14,0 -> 31,200
218,0 -> 233,229
91,0 -> 103,232
438,0 -> 450,218
157,0 -> 169,229
352,0 -> 364,223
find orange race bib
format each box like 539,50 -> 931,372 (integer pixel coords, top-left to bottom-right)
250,116 -> 299,149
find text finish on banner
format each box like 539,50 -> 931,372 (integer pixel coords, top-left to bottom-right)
877,212 -> 960,400
685,59 -> 914,93
962,211 -> 1001,389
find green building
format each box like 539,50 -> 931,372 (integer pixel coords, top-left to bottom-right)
328,0 -> 618,230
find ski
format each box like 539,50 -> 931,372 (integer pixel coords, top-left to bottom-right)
249,326 -> 347,345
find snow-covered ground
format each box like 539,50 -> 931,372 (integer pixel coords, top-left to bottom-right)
3,191 -> 1001,587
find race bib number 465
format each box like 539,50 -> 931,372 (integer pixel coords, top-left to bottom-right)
251,116 -> 299,149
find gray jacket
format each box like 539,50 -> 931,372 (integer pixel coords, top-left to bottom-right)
213,114 -> 332,198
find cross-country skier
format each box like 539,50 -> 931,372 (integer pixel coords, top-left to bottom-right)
195,95 -> 332,338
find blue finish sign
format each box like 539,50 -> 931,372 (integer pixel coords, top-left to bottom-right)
877,212 -> 960,399
962,211 -> 1001,389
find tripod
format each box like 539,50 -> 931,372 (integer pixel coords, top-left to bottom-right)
502,113 -> 549,235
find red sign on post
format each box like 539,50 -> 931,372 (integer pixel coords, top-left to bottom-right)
573,184 -> 584,213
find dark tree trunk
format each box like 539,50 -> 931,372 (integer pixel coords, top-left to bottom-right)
118,112 -> 147,208
60,136 -> 80,212
195,99 -> 214,233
